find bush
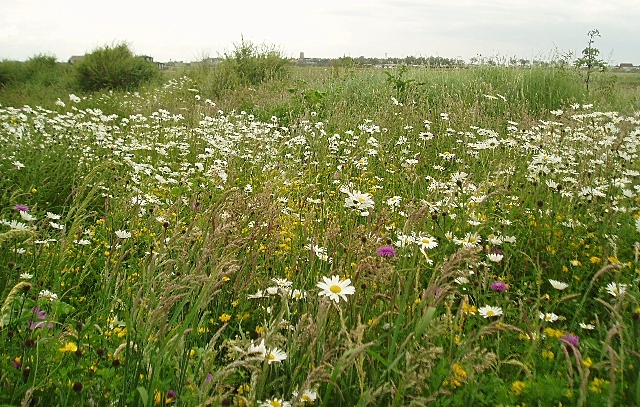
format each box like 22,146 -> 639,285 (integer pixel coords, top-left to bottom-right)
75,43 -> 158,92
224,37 -> 289,86
189,38 -> 290,97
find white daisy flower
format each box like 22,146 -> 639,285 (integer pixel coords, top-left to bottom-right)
317,275 -> 355,303
548,279 -> 569,290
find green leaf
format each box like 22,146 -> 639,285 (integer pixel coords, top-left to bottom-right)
137,386 -> 149,407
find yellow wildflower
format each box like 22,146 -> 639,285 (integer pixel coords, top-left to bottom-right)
511,380 -> 526,396
59,342 -> 78,353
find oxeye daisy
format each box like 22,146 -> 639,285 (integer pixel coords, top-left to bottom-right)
265,347 -> 287,364
478,305 -> 503,318
115,230 -> 131,239
317,275 -> 355,303
605,282 -> 627,297
549,279 -> 569,290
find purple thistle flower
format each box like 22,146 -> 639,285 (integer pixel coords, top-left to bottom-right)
490,281 -> 508,291
28,306 -> 53,330
205,373 -> 213,384
167,389 -> 176,399
14,204 -> 29,212
561,334 -> 579,347
376,245 -> 396,257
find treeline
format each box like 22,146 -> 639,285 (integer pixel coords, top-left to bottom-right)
296,55 -> 466,68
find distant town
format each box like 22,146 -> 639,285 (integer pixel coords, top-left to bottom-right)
66,53 -> 638,71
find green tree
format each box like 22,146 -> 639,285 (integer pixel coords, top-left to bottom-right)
574,29 -> 606,91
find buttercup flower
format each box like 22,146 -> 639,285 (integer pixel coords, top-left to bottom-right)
317,275 -> 355,303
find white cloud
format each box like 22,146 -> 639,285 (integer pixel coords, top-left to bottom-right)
0,0 -> 638,63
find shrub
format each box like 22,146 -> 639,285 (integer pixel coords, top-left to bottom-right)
223,37 -> 289,86
75,43 -> 158,92
188,38 -> 290,97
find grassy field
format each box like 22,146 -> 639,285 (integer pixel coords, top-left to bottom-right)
1,60 -> 640,406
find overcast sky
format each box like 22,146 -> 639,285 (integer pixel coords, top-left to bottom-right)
1,0 -> 638,64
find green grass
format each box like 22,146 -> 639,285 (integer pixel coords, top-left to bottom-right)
1,64 -> 639,407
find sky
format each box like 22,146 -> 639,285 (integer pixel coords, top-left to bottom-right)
1,0 -> 639,64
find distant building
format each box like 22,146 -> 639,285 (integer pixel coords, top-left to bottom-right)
140,55 -> 154,62
300,52 -> 305,60
68,55 -> 84,64
619,63 -> 634,68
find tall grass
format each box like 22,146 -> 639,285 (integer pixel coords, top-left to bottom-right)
1,56 -> 639,406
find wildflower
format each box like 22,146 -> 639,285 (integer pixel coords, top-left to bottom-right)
490,281 -> 508,291
416,233 -> 438,250
49,222 -> 65,230
39,290 -> 58,301
582,357 -> 593,368
317,275 -> 355,303
544,327 -> 564,338
12,357 -> 21,369
539,312 -> 559,322
376,245 -> 396,257
248,339 -> 267,357
115,230 -> 131,239
478,305 -> 503,318
20,272 -> 33,279
260,398 -> 291,407
20,211 -> 37,222
589,377 -> 607,393
561,334 -> 579,347
248,289 -> 265,299
28,306 -> 53,330
167,390 -> 176,403
605,282 -> 627,297
265,347 -> 287,364
59,342 -> 78,353
461,303 -> 477,315
549,279 -> 569,290
487,252 -> 503,262
46,212 -> 61,220
542,350 -> 554,359
13,161 -> 25,169
219,314 -> 231,323
299,389 -> 317,403
343,188 -> 375,215
13,204 -> 29,212
271,278 -> 292,288
511,380 -> 526,396
290,289 -> 307,300
579,322 -> 595,330
4,220 -> 29,231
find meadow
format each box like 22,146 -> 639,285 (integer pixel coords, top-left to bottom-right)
1,52 -> 640,407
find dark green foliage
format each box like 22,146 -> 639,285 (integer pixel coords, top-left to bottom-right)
74,43 -> 158,92
0,54 -> 59,88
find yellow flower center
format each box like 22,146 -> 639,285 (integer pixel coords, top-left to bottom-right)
486,310 -> 495,316
266,353 -> 275,361
330,285 -> 342,294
